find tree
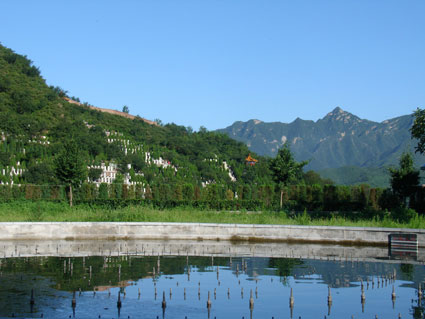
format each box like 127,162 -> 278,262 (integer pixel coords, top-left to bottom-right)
23,162 -> 56,184
198,126 -> 208,133
389,152 -> 420,207
0,150 -> 10,166
88,168 -> 103,182
411,108 -> 425,155
127,154 -> 145,172
54,140 -> 87,206
51,86 -> 68,98
122,105 -> 129,114
270,144 -> 308,208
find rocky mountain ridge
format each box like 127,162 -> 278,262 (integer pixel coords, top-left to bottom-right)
218,107 -> 424,171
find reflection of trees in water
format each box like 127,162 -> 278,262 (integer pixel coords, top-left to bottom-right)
0,256 -> 274,292
411,295 -> 425,319
1,255 -> 425,319
0,256 -> 192,292
400,263 -> 414,281
268,258 -> 304,278
0,255 -> 424,292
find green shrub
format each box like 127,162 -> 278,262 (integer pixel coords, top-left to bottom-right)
98,183 -> 108,199
391,207 -> 418,223
295,209 -> 311,225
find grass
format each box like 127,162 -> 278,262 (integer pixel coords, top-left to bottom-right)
0,200 -> 424,229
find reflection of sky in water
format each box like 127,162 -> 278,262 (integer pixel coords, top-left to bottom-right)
0,256 -> 423,318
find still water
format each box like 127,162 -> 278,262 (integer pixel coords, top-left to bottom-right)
0,241 -> 423,319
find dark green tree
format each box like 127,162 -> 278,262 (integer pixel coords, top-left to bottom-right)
411,107 -> 425,154
98,183 -> 109,199
0,151 -> 11,166
54,140 -> 87,206
88,168 -> 103,182
23,162 -> 56,184
51,86 -> 68,98
389,152 -> 420,207
182,183 -> 194,200
122,105 -> 129,114
127,154 -> 145,172
270,144 -> 308,208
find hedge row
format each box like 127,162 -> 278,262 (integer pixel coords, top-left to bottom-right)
0,183 -> 423,213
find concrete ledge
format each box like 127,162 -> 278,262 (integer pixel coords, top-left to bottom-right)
0,222 -> 424,247
0,239 -> 400,262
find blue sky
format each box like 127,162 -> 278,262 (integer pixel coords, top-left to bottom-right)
1,1 -> 424,130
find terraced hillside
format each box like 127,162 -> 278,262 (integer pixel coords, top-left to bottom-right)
0,43 -> 271,187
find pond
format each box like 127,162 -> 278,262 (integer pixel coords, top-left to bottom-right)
0,240 -> 423,318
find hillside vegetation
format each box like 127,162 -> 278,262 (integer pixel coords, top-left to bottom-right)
1,43 -> 423,218
318,166 -> 391,188
0,43 -> 273,188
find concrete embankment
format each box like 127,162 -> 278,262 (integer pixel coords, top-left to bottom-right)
0,239 -> 403,262
0,222 -> 424,247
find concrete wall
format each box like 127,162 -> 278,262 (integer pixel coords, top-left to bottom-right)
0,238 -> 405,263
0,222 -> 424,247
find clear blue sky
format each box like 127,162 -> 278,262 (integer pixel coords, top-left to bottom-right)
1,1 -> 424,130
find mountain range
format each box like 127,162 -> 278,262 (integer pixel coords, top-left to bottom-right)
218,108 -> 425,186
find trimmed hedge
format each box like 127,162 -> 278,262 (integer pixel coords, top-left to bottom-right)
0,183 -> 422,214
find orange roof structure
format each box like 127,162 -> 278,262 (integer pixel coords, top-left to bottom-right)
245,154 -> 258,165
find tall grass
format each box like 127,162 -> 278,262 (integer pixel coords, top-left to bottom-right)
0,200 -> 424,229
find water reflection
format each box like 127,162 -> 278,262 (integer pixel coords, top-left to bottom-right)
0,243 -> 423,318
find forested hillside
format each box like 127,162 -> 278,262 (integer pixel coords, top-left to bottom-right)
0,43 -> 272,188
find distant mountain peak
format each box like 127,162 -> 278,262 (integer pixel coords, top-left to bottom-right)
291,117 -> 303,123
326,106 -> 347,117
324,106 -> 360,123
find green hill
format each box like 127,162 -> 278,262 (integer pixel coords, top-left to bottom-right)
0,43 -> 272,188
317,166 -> 391,188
